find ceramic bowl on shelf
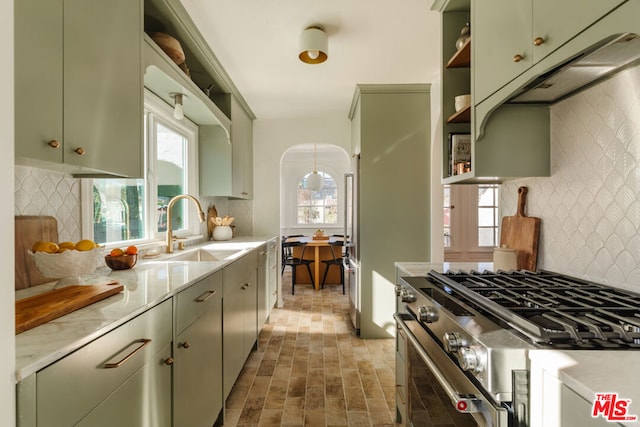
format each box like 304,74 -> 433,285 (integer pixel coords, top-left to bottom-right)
454,94 -> 471,112
105,254 -> 137,270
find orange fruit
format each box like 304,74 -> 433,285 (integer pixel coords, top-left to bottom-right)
125,245 -> 138,255
109,248 -> 125,257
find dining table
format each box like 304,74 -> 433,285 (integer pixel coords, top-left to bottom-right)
285,235 -> 344,290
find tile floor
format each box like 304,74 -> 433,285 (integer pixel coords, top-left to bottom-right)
222,273 -> 397,427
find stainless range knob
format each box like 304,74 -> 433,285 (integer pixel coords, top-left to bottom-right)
443,332 -> 465,353
458,347 -> 482,373
400,289 -> 416,303
418,305 -> 438,323
395,284 -> 403,296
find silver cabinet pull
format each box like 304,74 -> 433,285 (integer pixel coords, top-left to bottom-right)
195,290 -> 216,302
104,339 -> 151,368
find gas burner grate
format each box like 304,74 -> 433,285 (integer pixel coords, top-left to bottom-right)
428,270 -> 640,348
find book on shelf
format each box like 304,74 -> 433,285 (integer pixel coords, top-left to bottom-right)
449,133 -> 471,176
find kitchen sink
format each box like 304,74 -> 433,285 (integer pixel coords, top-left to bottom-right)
164,248 -> 242,262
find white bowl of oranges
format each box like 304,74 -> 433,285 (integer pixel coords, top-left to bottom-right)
29,239 -> 104,283
104,246 -> 138,270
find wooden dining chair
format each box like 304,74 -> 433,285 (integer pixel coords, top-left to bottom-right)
281,240 -> 314,294
321,240 -> 345,294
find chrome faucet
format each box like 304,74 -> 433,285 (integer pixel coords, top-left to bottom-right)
165,194 -> 206,253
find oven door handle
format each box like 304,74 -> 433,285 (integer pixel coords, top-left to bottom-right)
394,313 -> 484,414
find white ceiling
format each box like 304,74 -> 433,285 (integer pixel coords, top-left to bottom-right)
180,0 -> 442,120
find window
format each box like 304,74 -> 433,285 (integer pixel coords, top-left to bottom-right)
85,91 -> 198,246
444,184 -> 499,261
296,171 -> 338,225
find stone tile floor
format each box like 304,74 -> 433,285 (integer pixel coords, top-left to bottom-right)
222,273 -> 397,426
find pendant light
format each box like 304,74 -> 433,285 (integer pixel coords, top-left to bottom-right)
306,145 -> 323,192
170,92 -> 186,120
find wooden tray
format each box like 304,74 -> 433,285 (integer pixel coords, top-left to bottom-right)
16,282 -> 124,334
312,235 -> 329,240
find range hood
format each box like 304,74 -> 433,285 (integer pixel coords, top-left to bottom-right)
509,33 -> 640,104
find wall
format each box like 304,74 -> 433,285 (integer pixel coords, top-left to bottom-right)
280,145 -> 350,236
252,117 -> 352,237
501,64 -> 640,292
1,0 -> 15,423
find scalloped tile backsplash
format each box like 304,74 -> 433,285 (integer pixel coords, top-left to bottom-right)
502,64 -> 640,291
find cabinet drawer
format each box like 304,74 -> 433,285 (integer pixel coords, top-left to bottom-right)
36,299 -> 172,427
223,251 -> 257,294
176,271 -> 222,334
75,343 -> 172,427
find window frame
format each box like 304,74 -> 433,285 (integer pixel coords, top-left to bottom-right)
444,184 -> 499,262
295,170 -> 339,226
81,90 -> 200,247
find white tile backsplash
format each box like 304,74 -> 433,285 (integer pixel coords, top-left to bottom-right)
502,64 -> 640,291
14,165 -> 81,241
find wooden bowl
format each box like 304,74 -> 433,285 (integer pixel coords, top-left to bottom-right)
150,32 -> 186,65
105,254 -> 137,270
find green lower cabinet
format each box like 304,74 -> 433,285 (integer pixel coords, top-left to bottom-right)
34,299 -> 173,426
173,272 -> 223,427
75,344 -> 172,427
222,252 -> 258,399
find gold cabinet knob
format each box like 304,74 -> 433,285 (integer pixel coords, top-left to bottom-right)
533,37 -> 545,46
513,54 -> 524,63
74,147 -> 86,155
179,341 -> 190,349
48,140 -> 60,149
164,357 -> 174,366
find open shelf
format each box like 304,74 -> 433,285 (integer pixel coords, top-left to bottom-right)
446,105 -> 471,123
446,38 -> 471,68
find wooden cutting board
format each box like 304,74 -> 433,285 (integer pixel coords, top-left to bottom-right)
16,282 -> 124,334
499,186 -> 540,271
15,216 -> 59,290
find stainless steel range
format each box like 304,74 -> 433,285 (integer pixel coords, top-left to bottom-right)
394,269 -> 640,427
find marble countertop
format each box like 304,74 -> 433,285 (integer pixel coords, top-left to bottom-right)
15,236 -> 276,381
395,261 -> 494,277
529,350 -> 640,424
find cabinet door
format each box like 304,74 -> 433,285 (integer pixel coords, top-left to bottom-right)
257,244 -> 268,328
174,290 -> 222,427
243,274 -> 258,355
222,277 -> 245,399
14,0 -> 63,164
75,344 -> 172,427
268,239 -> 278,311
532,0 -> 626,62
230,96 -> 253,199
199,125 -> 232,196
63,0 -> 143,177
473,0 -> 532,104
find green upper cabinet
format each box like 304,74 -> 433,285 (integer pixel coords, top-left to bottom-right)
473,0 -> 626,105
15,0 -> 144,177
15,0 -> 63,166
230,96 -> 254,199
473,0 -> 532,104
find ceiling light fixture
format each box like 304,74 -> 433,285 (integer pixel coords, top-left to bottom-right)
306,144 -> 323,192
299,26 -> 328,64
170,92 -> 187,120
